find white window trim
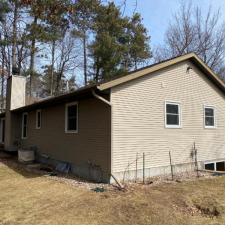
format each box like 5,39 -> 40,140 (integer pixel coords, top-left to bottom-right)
204,162 -> 216,171
203,105 -> 216,129
165,101 -> 182,129
22,112 -> 28,139
65,102 -> 78,134
36,109 -> 41,129
204,160 -> 225,171
0,118 -> 5,143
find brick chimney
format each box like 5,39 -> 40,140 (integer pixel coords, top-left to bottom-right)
4,75 -> 26,151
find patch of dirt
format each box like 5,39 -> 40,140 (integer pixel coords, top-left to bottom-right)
173,198 -> 224,218
173,202 -> 201,216
195,204 -> 220,218
193,198 -> 225,218
39,166 -> 54,173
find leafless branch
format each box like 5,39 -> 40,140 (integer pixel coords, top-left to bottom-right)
154,1 -> 225,78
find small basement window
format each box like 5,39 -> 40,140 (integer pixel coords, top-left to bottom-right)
204,161 -> 225,172
165,101 -> 181,128
22,112 -> 28,139
204,106 -> 216,128
65,102 -> 78,133
36,110 -> 41,129
216,162 -> 225,171
205,163 -> 215,171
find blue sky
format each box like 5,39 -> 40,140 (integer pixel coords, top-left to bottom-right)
118,0 -> 225,48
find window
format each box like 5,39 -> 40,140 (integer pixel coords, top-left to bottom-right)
205,163 -> 215,171
36,110 -> 41,129
216,162 -> 225,171
0,118 -> 5,143
65,103 -> 78,133
204,161 -> 225,172
204,106 -> 216,128
165,102 -> 181,128
22,113 -> 28,139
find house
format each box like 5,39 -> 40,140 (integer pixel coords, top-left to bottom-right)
1,52 -> 225,183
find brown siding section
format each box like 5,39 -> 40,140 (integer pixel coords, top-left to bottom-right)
19,97 -> 111,181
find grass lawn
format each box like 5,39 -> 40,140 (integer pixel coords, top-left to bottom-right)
1,160 -> 225,225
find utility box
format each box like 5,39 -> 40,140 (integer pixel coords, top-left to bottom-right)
18,149 -> 35,163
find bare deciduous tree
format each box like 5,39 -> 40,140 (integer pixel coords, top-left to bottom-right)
54,34 -> 80,95
154,2 -> 225,77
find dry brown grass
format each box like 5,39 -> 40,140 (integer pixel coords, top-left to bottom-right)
1,161 -> 225,225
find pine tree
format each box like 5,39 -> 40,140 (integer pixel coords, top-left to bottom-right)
0,0 -> 9,110
90,2 -> 127,81
90,2 -> 151,82
71,0 -> 100,85
0,0 -> 10,22
125,13 -> 151,70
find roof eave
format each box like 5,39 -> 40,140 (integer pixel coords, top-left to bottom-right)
97,53 -> 225,93
12,84 -> 97,113
190,56 -> 225,94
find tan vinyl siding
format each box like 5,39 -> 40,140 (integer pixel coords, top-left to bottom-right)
20,97 -> 111,177
111,60 -> 225,173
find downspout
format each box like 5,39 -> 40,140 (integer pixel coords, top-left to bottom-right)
92,89 -> 124,189
91,89 -> 111,106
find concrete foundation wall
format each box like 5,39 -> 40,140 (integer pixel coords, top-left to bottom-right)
36,153 -> 108,183
111,161 -> 204,183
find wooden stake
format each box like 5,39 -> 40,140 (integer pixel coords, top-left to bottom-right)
135,153 -> 138,182
111,174 -> 125,190
127,163 -> 130,180
169,151 -> 174,180
143,153 -> 145,184
194,142 -> 199,178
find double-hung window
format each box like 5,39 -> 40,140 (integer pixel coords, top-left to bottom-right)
204,106 -> 216,128
65,102 -> 78,133
36,110 -> 41,129
22,112 -> 28,139
165,102 -> 181,128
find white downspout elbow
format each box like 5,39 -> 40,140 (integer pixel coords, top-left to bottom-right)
92,90 -> 112,106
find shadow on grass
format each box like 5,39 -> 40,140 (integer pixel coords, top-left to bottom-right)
0,150 -> 43,179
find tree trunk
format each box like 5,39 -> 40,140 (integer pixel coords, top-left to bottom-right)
83,33 -> 87,85
29,16 -> 38,97
1,64 -> 4,111
95,57 -> 100,83
55,70 -> 63,95
50,40 -> 56,96
55,60 -> 66,95
12,0 -> 18,74
134,57 -> 137,70
1,47 -> 5,111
